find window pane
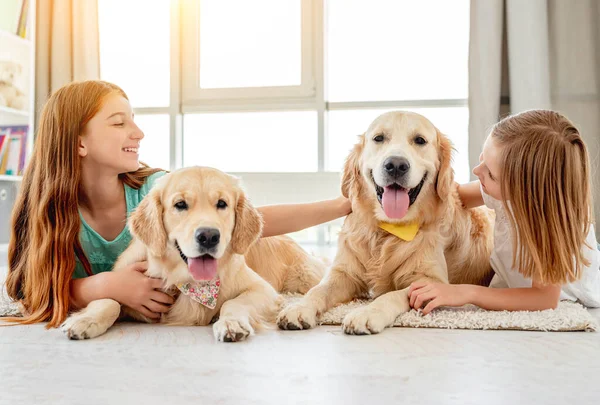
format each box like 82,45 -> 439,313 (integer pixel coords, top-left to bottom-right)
327,107 -> 470,184
199,0 -> 301,88
135,114 -> 170,171
99,0 -> 170,107
183,112 -> 317,172
327,0 -> 469,102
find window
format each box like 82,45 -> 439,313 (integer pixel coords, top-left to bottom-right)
199,0 -> 302,89
99,0 -> 471,244
180,0 -> 316,104
98,0 -> 170,108
183,111 -> 317,172
327,0 -> 469,102
135,114 -> 170,171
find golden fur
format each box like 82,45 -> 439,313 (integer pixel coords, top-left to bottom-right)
61,167 -> 325,342
278,111 -> 494,335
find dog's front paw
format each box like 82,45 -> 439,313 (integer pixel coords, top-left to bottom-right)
60,315 -> 109,340
213,317 -> 254,342
342,306 -> 391,335
277,303 -> 317,330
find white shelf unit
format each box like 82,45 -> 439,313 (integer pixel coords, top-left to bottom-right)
0,28 -> 32,47
0,1 -> 35,245
0,174 -> 23,181
0,25 -> 35,155
0,105 -> 29,125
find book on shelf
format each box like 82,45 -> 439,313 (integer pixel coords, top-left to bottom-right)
16,0 -> 29,39
0,125 -> 28,175
0,0 -> 30,39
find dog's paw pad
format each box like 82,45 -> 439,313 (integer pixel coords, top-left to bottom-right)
342,307 -> 388,335
222,331 -> 247,342
276,304 -> 317,331
213,318 -> 253,343
61,316 -> 105,340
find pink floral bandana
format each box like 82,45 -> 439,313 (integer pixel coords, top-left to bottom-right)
176,278 -> 220,309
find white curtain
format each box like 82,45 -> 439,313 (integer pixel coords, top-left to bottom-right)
469,0 -> 600,228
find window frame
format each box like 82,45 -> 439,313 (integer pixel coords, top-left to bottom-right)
122,0 -> 469,245
179,0 -> 320,108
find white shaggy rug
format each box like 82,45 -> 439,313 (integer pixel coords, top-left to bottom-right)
1,289 -> 597,332
281,294 -> 598,332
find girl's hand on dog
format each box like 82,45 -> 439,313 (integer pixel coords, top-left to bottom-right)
108,261 -> 174,320
408,282 -> 472,315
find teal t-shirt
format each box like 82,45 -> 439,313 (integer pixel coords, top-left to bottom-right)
73,171 -> 167,279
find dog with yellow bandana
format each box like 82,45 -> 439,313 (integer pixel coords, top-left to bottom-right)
278,111 -> 494,335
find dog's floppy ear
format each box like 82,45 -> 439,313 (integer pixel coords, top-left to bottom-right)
230,192 -> 264,255
341,135 -> 365,199
435,128 -> 455,201
129,185 -> 167,257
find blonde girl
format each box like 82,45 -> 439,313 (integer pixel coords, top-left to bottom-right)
409,110 -> 600,313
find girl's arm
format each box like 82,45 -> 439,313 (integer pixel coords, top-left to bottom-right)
457,181 -> 484,208
409,280 -> 561,314
70,262 -> 173,319
70,272 -> 113,309
258,196 -> 352,238
467,280 -> 561,311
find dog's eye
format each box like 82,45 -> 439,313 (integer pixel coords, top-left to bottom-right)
216,199 -> 228,209
174,200 -> 188,211
373,134 -> 385,143
414,135 -> 427,145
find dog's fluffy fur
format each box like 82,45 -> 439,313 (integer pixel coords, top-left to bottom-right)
61,167 -> 325,342
278,111 -> 494,335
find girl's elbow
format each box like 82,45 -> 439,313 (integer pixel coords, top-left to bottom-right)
532,282 -> 561,310
541,294 -> 560,310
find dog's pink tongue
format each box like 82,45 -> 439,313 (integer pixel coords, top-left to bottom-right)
188,256 -> 218,281
382,187 -> 409,219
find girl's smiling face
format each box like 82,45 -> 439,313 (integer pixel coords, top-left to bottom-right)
79,95 -> 144,174
472,135 -> 503,200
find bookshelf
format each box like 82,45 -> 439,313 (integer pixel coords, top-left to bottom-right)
0,174 -> 23,182
0,0 -> 34,180
0,0 -> 34,245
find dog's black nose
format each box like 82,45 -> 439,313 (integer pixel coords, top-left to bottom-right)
195,228 -> 220,249
383,157 -> 410,178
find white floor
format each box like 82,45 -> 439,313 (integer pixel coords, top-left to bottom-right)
1,246 -> 600,405
1,316 -> 599,405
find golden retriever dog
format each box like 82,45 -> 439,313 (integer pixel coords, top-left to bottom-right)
61,167 -> 325,342
278,111 -> 494,335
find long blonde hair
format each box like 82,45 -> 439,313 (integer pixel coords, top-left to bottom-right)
492,109 -> 592,285
5,80 -> 161,327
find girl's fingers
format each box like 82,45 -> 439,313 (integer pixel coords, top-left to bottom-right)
423,299 -> 442,315
151,277 -> 166,289
413,291 -> 437,309
139,305 -> 160,320
145,300 -> 170,314
133,261 -> 149,272
409,285 -> 433,307
151,291 -> 174,305
408,282 -> 428,296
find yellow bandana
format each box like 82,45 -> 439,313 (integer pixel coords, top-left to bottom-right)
379,222 -> 420,241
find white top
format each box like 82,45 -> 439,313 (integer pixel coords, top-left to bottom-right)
482,185 -> 600,308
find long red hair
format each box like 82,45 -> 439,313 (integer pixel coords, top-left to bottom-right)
5,80 -> 161,327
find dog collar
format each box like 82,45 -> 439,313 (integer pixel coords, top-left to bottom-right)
379,222 -> 420,241
176,278 -> 220,309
